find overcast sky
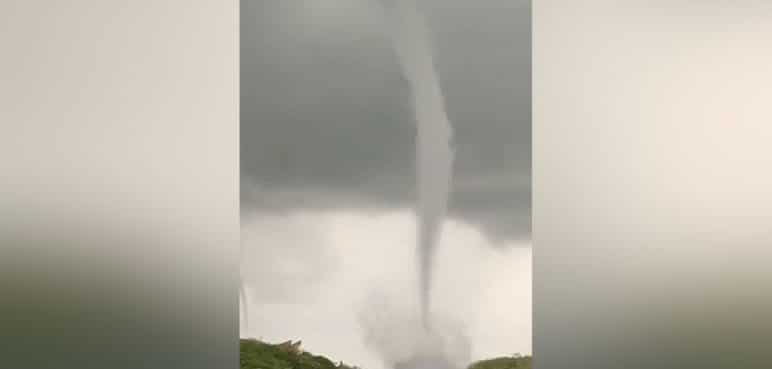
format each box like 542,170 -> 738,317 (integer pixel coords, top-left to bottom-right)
240,1 -> 531,368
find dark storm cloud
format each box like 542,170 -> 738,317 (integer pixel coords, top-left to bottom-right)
241,0 -> 530,242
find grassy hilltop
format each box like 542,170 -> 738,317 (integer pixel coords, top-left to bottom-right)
468,356 -> 532,369
241,339 -> 531,369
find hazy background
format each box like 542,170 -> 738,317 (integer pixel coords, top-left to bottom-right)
240,1 -> 531,368
1,1 -> 237,369
534,1 -> 772,368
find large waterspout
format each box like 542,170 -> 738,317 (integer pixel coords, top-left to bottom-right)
380,0 -> 454,329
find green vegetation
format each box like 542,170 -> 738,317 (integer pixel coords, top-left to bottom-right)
469,356 -> 532,369
240,339 -> 531,369
240,339 -> 357,369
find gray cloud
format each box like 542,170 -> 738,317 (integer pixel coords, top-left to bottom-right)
241,0 -> 530,242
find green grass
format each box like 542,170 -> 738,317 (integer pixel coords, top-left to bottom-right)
240,339 -> 531,369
